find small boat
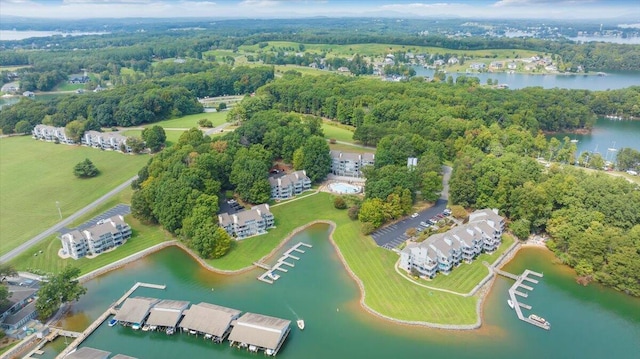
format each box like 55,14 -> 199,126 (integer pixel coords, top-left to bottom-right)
570,139 -> 579,143
141,324 -> 150,331
297,319 -> 305,330
204,333 -> 213,340
149,325 -> 157,331
266,348 -> 275,356
528,314 -> 550,327
131,324 -> 140,330
249,345 -> 258,352
108,319 -> 118,327
507,299 -> 514,309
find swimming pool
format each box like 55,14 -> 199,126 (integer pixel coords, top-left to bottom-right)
329,182 -> 362,194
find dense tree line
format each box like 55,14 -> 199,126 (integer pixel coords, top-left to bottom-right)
448,124 -> 640,296
130,107 -> 327,258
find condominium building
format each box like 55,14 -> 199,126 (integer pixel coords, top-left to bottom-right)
218,204 -> 275,240
60,215 -> 132,260
32,125 -> 133,153
269,170 -> 312,200
399,209 -> 504,279
329,150 -> 375,178
32,124 -> 75,144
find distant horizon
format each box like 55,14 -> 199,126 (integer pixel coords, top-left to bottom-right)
0,0 -> 639,21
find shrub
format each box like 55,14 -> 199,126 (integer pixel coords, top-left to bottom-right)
217,102 -> 227,112
450,205 -> 467,219
361,222 -> 376,235
73,158 -> 99,178
329,138 -> 337,144
347,205 -> 360,220
198,118 -> 213,127
334,196 -> 347,209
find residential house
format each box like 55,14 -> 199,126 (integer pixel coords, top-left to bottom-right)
469,62 -> 486,70
447,57 -> 459,65
0,282 -> 39,338
400,209 -> 504,279
269,170 -> 312,200
337,67 -> 350,73
60,215 -> 132,260
433,59 -> 445,67
507,62 -> 518,70
22,91 -> 35,97
329,150 -> 375,178
490,61 -> 504,70
68,72 -> 90,84
218,204 -> 275,240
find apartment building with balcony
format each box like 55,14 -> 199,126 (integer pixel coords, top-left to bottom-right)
269,170 -> 312,200
60,215 -> 132,260
329,150 -> 375,178
218,204 -> 275,240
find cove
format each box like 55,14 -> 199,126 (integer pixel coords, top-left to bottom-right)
43,224 -> 640,359
547,117 -> 640,154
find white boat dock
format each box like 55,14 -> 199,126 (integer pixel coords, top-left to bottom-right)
495,269 -> 550,330
256,242 -> 312,284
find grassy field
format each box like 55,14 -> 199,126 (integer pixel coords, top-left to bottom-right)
210,192 -> 478,324
0,136 -> 149,256
272,64 -> 327,77
53,82 -> 85,91
240,41 -> 539,60
322,122 -> 356,143
121,129 -> 185,147
8,215 -> 172,276
149,112 -> 228,129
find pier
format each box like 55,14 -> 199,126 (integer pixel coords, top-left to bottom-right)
496,268 -> 550,331
55,282 -> 166,359
257,242 -> 312,284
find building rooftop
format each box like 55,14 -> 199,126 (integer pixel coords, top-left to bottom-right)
113,297 -> 159,325
179,302 -> 241,338
112,355 -> 138,359
65,347 -> 111,359
228,312 -> 291,350
2,301 -> 36,325
145,300 -> 190,328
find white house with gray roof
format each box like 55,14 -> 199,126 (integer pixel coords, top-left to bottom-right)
399,208 -> 504,278
218,204 -> 275,240
329,150 -> 375,178
60,215 -> 131,260
269,170 -> 312,200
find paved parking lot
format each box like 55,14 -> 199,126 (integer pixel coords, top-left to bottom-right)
59,204 -> 130,234
371,198 -> 448,250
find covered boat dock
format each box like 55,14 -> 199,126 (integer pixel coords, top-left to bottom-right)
180,302 -> 241,343
64,347 -> 111,359
145,299 -> 190,331
113,297 -> 159,328
228,312 -> 291,356
111,355 -> 138,359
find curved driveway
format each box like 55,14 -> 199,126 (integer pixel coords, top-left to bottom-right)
0,175 -> 138,264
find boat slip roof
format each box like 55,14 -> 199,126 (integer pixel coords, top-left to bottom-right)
113,297 -> 159,324
111,355 -> 138,359
145,300 -> 190,327
65,347 -> 111,359
228,312 -> 291,350
179,302 -> 241,337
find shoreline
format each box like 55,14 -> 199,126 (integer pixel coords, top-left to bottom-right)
72,222 -> 548,331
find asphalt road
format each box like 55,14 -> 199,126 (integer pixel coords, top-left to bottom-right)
0,175 -> 138,264
371,166 -> 452,249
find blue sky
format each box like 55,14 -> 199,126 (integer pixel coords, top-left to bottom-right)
1,0 -> 639,20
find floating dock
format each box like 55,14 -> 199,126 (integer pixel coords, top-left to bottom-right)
496,269 -> 550,331
257,242 -> 312,284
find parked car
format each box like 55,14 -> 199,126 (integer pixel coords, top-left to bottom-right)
443,208 -> 452,216
429,218 -> 438,225
420,221 -> 430,227
411,212 -> 419,218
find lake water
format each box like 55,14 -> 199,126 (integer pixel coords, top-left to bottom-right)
413,66 -> 640,90
548,117 -> 640,155
0,30 -> 108,41
37,224 -> 640,359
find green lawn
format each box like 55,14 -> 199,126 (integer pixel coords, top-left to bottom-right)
121,129 -> 185,147
209,192 -> 478,325
8,215 -> 172,276
0,136 -> 149,256
54,82 -> 85,91
272,65 -> 327,77
148,112 -> 227,129
322,122 -> 356,143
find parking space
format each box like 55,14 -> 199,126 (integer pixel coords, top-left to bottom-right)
59,204 -> 130,234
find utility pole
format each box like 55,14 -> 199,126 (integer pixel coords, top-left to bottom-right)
56,201 -> 62,219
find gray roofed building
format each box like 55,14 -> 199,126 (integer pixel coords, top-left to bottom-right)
0,285 -> 38,335
60,215 -> 131,260
65,347 -> 111,359
146,300 -> 190,329
113,297 -> 160,326
218,204 -> 275,240
330,150 -> 375,178
228,312 -> 291,354
112,355 -> 138,359
180,302 -> 241,340
269,170 -> 312,200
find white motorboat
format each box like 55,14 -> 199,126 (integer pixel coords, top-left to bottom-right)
507,299 -> 514,309
297,319 -> 305,330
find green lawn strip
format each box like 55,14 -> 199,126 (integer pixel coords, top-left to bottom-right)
328,142 -> 374,152
0,341 -> 19,356
9,216 -> 172,276
272,65 -> 326,77
322,122 -> 355,143
0,137 -> 149,256
54,82 -> 85,91
149,112 -> 228,129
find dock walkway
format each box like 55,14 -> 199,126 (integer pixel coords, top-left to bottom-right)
257,242 -> 312,284
54,282 -> 166,359
500,269 -> 550,331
